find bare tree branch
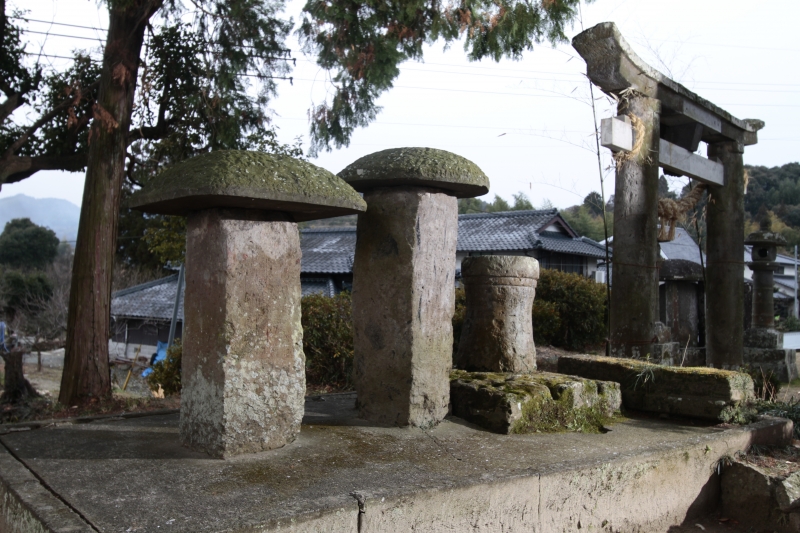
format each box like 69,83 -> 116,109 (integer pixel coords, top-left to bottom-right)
0,153 -> 87,184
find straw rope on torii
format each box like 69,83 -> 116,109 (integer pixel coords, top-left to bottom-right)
657,183 -> 706,242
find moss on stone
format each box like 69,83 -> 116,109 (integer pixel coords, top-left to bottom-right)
338,147 -> 490,198
450,369 -> 622,435
128,150 -> 366,221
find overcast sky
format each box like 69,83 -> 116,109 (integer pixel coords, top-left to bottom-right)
3,0 -> 798,209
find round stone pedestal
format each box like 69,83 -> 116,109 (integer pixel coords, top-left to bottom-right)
455,255 -> 539,373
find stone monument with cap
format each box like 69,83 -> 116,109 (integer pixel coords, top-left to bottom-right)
129,150 -> 365,457
339,147 -> 489,427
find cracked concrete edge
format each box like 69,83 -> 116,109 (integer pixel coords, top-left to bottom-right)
292,416 -> 793,533
0,444 -> 95,533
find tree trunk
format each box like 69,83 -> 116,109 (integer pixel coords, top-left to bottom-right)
59,0 -> 160,405
1,348 -> 38,403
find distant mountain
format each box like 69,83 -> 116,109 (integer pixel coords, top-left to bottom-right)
0,194 -> 80,242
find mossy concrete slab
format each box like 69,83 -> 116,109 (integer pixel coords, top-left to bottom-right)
0,394 -> 791,533
128,151 -> 366,222
450,370 -> 621,434
558,355 -> 755,420
338,147 -> 490,198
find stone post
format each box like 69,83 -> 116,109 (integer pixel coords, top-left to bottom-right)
706,142 -> 745,369
609,95 -> 661,359
339,147 -> 490,427
454,256 -> 539,373
129,151 -> 366,457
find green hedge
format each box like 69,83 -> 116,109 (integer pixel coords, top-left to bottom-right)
301,292 -> 354,389
533,269 -> 607,351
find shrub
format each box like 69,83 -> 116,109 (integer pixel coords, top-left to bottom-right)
531,300 -> 561,347
452,287 -> 466,353
302,292 -> 354,389
534,269 -> 607,351
147,339 -> 182,396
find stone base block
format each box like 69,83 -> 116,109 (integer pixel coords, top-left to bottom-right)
744,347 -> 799,383
450,370 -> 621,434
721,460 -> 800,532
744,327 -> 784,349
558,355 -> 754,420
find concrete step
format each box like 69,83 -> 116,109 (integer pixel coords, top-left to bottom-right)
0,392 -> 792,533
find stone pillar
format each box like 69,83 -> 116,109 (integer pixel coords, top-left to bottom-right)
454,256 -> 539,373
706,142 -> 745,369
352,188 -> 458,427
609,95 -> 661,358
128,150 -> 366,458
181,208 -> 305,457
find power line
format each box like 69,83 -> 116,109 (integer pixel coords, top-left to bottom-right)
11,17 -> 107,32
22,29 -> 104,43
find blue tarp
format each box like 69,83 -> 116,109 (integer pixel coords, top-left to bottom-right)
141,341 -> 169,377
0,321 -> 7,352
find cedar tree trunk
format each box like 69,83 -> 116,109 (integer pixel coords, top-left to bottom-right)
59,0 -> 161,404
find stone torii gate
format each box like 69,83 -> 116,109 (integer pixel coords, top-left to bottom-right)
573,22 -> 764,368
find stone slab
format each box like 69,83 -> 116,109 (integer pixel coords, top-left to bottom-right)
558,355 -> 754,420
128,150 -> 366,221
0,395 -> 791,533
449,370 -> 621,434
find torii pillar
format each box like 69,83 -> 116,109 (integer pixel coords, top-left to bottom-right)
574,22 -> 763,368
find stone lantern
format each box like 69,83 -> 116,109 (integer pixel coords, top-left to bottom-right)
743,215 -> 798,381
745,216 -> 786,329
339,147 -> 489,428
129,151 -> 365,458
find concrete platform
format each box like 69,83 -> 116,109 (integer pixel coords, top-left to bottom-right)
0,392 -> 792,533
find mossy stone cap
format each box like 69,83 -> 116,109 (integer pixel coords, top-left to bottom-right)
338,147 -> 490,198
128,150 -> 366,222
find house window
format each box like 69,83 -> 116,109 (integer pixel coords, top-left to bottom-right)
539,252 -> 586,275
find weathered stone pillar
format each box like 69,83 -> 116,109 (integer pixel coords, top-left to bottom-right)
182,209 -> 304,456
340,147 -> 489,427
129,151 -> 365,457
455,255 -> 539,373
706,142 -> 745,369
609,95 -> 661,359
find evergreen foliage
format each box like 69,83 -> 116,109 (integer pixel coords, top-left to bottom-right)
299,0 -> 584,154
457,191 -> 536,214
0,218 -> 59,270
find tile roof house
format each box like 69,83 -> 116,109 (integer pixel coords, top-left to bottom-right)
110,209 -> 609,358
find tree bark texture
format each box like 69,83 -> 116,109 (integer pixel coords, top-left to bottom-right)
609,95 -> 661,359
59,1 -> 160,404
705,141 -> 745,369
1,349 -> 38,403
